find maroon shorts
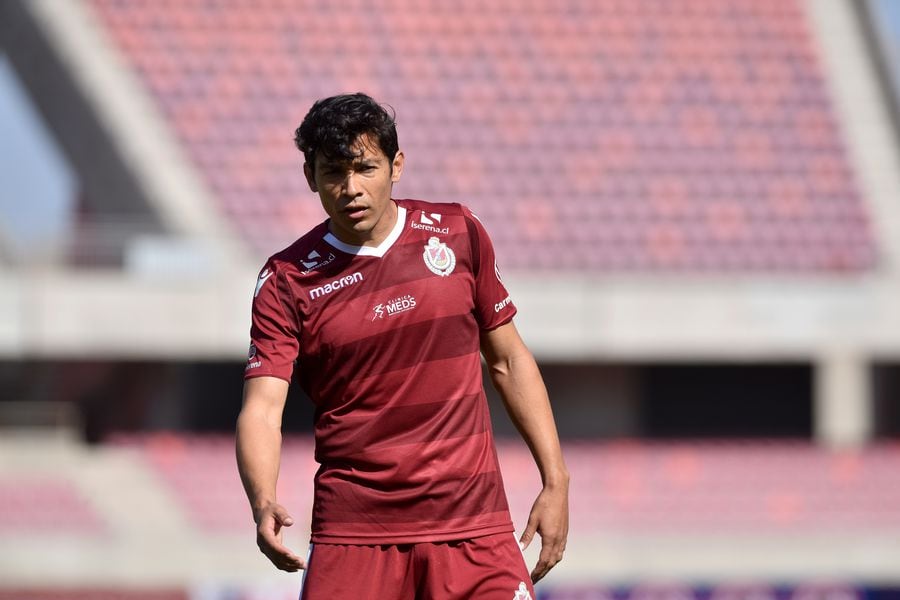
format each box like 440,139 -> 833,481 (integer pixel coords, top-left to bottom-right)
299,532 -> 536,599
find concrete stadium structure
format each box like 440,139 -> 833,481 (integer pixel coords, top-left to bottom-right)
1,0 -> 899,597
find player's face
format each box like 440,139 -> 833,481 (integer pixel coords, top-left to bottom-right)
304,134 -> 404,247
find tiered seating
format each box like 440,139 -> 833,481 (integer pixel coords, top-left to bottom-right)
117,432 -> 317,532
0,591 -> 186,600
543,583 -> 864,600
116,435 -> 900,534
88,0 -> 877,272
0,476 -> 106,535
499,439 -> 900,533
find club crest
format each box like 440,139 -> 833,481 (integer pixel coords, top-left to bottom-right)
423,236 -> 456,277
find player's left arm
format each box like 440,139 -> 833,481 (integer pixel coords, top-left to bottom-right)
481,320 -> 569,584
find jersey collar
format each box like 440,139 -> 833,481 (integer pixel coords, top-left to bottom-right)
323,205 -> 407,258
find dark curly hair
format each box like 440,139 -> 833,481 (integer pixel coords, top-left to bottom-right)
294,93 -> 399,170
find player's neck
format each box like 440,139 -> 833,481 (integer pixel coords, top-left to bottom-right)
331,200 -> 399,249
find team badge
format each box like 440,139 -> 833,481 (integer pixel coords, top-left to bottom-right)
246,343 -> 261,370
423,237 -> 456,276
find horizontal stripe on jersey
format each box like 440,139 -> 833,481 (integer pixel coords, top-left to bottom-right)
247,199 -> 517,544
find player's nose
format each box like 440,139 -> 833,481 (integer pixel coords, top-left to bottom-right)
341,172 -> 362,196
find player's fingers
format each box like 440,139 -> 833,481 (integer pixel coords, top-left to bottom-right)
543,532 -> 567,559
278,550 -> 305,572
258,537 -> 304,571
271,505 -> 294,527
530,539 -> 565,583
530,551 -> 551,584
519,519 -> 538,551
257,513 -> 281,542
257,526 -> 297,562
269,553 -> 302,572
272,552 -> 303,572
530,556 -> 557,583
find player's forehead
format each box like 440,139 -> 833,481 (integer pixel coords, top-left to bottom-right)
316,133 -> 388,169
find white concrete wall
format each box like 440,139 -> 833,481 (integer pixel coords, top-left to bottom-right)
1,269 -> 900,363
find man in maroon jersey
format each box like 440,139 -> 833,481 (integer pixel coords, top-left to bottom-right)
236,93 -> 569,599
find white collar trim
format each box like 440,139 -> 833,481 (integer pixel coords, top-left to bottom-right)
324,205 -> 406,258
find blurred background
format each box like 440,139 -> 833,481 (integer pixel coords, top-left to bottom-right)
1,0 -> 900,598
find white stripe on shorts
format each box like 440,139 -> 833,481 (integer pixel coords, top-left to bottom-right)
298,543 -> 314,599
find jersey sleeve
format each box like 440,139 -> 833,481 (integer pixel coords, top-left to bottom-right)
245,260 -> 300,382
462,206 -> 517,330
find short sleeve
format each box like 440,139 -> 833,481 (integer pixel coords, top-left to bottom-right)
463,206 -> 517,330
245,260 -> 300,382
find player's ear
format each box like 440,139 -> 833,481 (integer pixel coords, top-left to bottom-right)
303,162 -> 318,193
390,151 -> 404,183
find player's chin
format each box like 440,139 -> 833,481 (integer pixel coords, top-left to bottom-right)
336,214 -> 369,231
349,219 -> 370,231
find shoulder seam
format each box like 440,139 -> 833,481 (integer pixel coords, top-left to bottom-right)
463,210 -> 481,277
271,260 -> 302,336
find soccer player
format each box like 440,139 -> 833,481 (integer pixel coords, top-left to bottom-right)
236,93 -> 569,599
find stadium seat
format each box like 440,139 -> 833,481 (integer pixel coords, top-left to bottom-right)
88,0 -> 877,271
92,435 -> 900,535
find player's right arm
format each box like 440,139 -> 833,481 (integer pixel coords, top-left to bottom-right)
236,375 -> 305,572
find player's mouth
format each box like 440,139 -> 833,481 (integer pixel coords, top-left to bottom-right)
344,206 -> 368,220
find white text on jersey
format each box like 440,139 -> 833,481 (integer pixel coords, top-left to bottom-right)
372,294 -> 417,320
411,211 -> 449,234
309,272 -> 364,300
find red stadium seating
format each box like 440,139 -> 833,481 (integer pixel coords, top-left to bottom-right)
88,0 -> 877,272
112,432 -> 317,532
112,435 -> 900,535
0,592 -> 186,600
0,477 -> 106,535
501,439 -> 900,533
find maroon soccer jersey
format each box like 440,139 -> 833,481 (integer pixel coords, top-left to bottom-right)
245,199 -> 518,544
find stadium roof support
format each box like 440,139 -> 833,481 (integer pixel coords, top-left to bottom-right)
22,0 -> 249,269
0,0 -> 164,245
804,0 -> 900,445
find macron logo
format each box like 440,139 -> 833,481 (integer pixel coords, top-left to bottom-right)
309,272 -> 364,300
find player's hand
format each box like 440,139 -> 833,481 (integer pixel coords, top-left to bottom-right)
254,501 -> 305,572
519,482 -> 569,583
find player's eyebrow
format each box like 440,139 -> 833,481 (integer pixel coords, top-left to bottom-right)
317,154 -> 381,173
318,159 -> 349,171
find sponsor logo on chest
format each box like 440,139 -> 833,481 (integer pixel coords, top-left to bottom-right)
372,294 -> 417,320
411,211 -> 450,234
309,272 -> 364,299
301,250 -> 336,273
